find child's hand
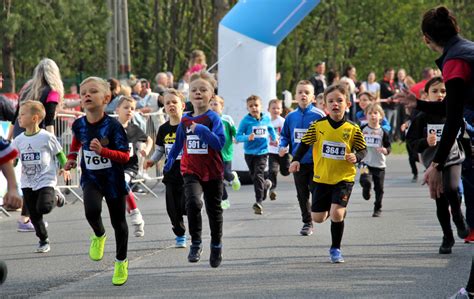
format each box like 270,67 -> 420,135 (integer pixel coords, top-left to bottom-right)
377,147 -> 388,155
345,153 -> 357,163
64,159 -> 77,170
278,148 -> 288,157
90,138 -> 103,154
190,122 -> 197,133
248,133 -> 255,141
3,189 -> 22,210
289,161 -> 300,173
400,122 -> 408,132
140,149 -> 148,157
427,132 -> 437,147
145,160 -> 155,169
59,169 -> 71,182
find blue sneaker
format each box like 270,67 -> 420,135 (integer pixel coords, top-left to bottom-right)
175,235 -> 187,248
329,248 -> 344,263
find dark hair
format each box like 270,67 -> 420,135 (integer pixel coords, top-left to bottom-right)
107,78 -> 120,94
422,6 -> 460,46
343,65 -> 355,77
424,76 -> 444,93
327,69 -> 340,85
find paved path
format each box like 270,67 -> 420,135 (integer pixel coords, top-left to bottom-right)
0,155 -> 471,298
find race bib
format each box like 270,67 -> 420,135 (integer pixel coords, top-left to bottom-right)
252,126 -> 267,138
294,128 -> 308,143
21,152 -> 41,165
322,141 -> 346,160
427,124 -> 444,142
364,134 -> 382,148
83,150 -> 112,170
165,143 -> 182,160
186,135 -> 208,154
128,143 -> 134,157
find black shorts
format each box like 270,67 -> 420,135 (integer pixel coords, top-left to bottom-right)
311,181 -> 354,212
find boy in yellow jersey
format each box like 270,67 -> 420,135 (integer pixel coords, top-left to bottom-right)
289,84 -> 367,263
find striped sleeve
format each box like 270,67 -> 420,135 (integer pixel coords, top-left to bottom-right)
0,138 -> 18,165
301,122 -> 318,145
352,125 -> 367,151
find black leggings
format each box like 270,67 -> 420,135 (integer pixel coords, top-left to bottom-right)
22,187 -> 55,242
83,183 -> 128,261
164,181 -> 186,237
359,166 -> 385,210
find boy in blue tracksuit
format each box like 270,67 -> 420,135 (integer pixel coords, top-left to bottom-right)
279,80 -> 324,236
236,95 -> 277,215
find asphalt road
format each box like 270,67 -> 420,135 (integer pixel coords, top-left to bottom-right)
0,155 -> 471,298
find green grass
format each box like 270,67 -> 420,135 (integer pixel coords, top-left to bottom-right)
390,141 -> 408,155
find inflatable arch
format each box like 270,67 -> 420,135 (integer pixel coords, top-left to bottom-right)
217,0 -> 320,175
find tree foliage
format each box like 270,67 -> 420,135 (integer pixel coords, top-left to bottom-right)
1,0 -> 473,93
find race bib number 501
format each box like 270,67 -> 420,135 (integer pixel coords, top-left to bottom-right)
83,150 -> 112,170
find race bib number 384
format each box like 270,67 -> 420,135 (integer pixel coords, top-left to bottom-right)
322,141 -> 346,160
83,150 -> 112,170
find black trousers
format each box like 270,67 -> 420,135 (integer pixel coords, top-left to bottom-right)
436,164 -> 463,238
183,174 -> 223,246
22,187 -> 55,242
83,183 -> 128,261
223,161 -> 234,200
462,157 -> 474,228
268,153 -> 290,190
359,166 -> 385,210
164,181 -> 186,237
245,154 -> 268,203
293,163 -> 314,224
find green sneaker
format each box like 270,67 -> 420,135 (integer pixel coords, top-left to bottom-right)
112,259 -> 128,286
89,234 -> 107,261
221,199 -> 231,210
231,171 -> 241,191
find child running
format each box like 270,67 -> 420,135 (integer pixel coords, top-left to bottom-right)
290,83 -> 367,263
355,91 -> 391,133
163,71 -> 225,268
116,96 -> 152,237
280,80 -> 324,235
359,103 -> 391,217
12,100 -> 66,253
267,99 -> 290,201
64,77 -> 130,285
209,95 -> 241,210
406,76 -> 469,254
236,95 -> 277,215
146,89 -> 188,248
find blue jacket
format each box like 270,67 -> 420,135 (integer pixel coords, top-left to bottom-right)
280,104 -> 324,164
236,113 -> 276,155
355,110 -> 392,133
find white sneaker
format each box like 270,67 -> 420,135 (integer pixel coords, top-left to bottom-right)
133,222 -> 145,237
129,209 -> 143,225
449,288 -> 470,299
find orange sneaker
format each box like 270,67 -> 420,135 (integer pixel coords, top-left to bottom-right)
464,229 -> 474,243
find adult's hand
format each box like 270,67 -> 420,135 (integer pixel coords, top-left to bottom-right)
393,90 -> 417,109
423,163 -> 443,199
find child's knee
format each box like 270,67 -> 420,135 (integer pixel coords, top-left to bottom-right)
312,212 -> 325,223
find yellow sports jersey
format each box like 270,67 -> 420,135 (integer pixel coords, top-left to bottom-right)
301,117 -> 366,184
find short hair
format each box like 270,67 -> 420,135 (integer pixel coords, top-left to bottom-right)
365,103 -> 385,119
80,77 -> 111,96
107,78 -> 120,93
246,95 -> 261,104
296,80 -> 315,93
323,84 -> 350,104
424,76 -> 444,93
189,71 -> 217,89
20,100 -> 46,122
211,95 -> 225,106
268,99 -> 282,109
116,96 -> 135,108
315,61 -> 325,67
164,88 -> 186,104
358,91 -> 376,102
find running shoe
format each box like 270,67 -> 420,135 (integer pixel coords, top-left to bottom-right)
188,245 -> 203,263
175,235 -> 187,248
362,187 -> 370,200
329,248 -> 344,263
221,199 -> 231,210
464,229 -> 474,243
133,222 -> 145,237
300,223 -> 313,236
263,179 -> 272,201
269,189 -> 277,201
449,288 -> 470,299
439,236 -> 455,254
209,244 -> 222,268
36,240 -> 50,253
130,209 -> 145,237
411,175 -> 418,183
231,171 -> 241,191
453,216 -> 470,239
17,220 -> 35,232
89,234 -> 107,261
372,209 -> 382,217
112,259 -> 128,286
253,203 -> 263,215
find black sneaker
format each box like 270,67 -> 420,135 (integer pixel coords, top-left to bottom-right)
132,185 -> 146,194
411,175 -> 418,183
269,189 -> 277,201
372,209 -> 382,217
300,223 -> 313,236
439,236 -> 455,254
453,216 -> 470,239
253,203 -> 263,215
188,245 -> 203,263
362,187 -> 371,200
209,246 -> 222,268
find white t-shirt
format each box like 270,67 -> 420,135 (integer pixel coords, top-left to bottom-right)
269,116 -> 285,154
12,129 -> 62,190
